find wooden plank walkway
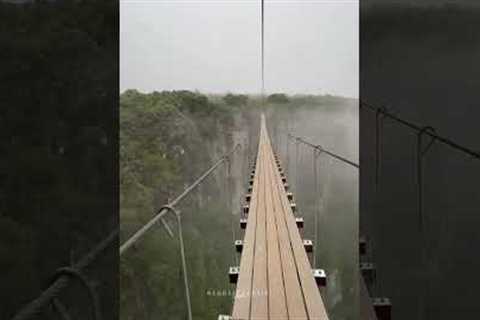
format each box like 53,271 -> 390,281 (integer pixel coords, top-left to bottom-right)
231,115 -> 329,320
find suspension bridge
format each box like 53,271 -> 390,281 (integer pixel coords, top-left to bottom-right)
9,112 -> 362,320
12,0 -> 480,315
222,115 -> 329,320
17,97 -> 480,319
8,54 -> 480,320
6,0 -> 480,318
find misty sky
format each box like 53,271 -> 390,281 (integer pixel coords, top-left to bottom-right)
120,0 -> 358,98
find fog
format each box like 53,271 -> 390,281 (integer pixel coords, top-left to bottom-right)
267,102 -> 359,319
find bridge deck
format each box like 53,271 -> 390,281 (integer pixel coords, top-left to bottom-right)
232,115 -> 329,320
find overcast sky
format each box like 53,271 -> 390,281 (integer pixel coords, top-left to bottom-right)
120,0 -> 358,98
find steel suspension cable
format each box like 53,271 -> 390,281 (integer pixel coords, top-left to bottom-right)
373,108 -> 385,295
12,230 -> 118,320
362,100 -> 480,317
287,133 -> 359,169
226,157 -> 237,266
120,145 -> 240,319
416,126 -> 437,320
52,299 -> 72,320
261,0 -> 265,100
312,148 -> 320,268
14,140 -> 241,320
360,100 -> 480,160
286,129 -> 290,174
156,205 -> 193,320
375,107 -> 386,187
119,144 -> 241,255
295,138 -> 300,192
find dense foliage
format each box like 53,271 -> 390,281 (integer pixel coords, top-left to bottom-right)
223,93 -> 249,106
120,90 -> 357,319
120,90 -> 241,319
267,93 -> 290,104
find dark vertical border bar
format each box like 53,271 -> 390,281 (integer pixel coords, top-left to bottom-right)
361,2 -> 480,319
0,1 -> 119,319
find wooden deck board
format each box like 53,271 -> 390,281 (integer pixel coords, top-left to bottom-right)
264,126 -> 289,319
266,132 -> 308,319
271,147 -> 329,320
232,115 -> 329,320
250,124 -> 269,317
232,129 -> 264,319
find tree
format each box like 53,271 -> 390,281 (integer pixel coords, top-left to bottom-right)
267,93 -> 290,104
223,93 -> 248,106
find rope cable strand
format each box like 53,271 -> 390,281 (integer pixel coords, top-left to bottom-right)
119,144 -> 241,255
295,138 -> 300,192
286,130 -> 290,174
51,267 -> 103,320
312,148 -> 321,268
373,107 -> 386,295
51,299 -> 72,320
360,100 -> 480,160
12,230 -> 118,320
261,0 -> 265,98
12,145 -> 241,320
416,126 -> 436,233
226,157 -> 238,266
375,107 -> 386,187
287,133 -> 359,169
416,126 -> 437,320
159,205 -> 193,320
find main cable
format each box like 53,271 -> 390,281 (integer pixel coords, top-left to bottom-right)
360,100 -> 480,160
120,144 -> 241,255
261,0 -> 265,100
287,133 -> 359,169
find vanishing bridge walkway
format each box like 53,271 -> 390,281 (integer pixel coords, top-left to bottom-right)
10,114 -> 348,320
12,102 -> 480,320
226,115 -> 328,320
12,113 -> 372,320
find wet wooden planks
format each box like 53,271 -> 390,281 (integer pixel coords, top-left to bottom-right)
232,115 -> 329,320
